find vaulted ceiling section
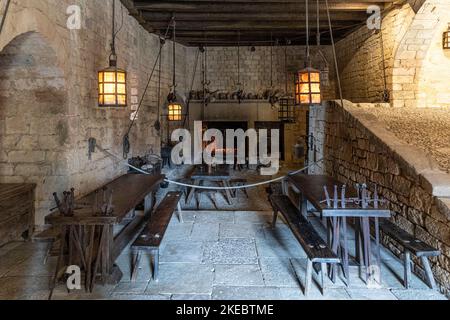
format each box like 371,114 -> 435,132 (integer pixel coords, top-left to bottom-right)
120,0 -> 400,46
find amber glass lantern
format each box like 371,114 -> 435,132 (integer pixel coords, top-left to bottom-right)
444,24 -> 450,49
295,67 -> 322,105
168,102 -> 183,121
98,58 -> 127,107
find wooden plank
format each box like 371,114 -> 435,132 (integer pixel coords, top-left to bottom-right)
132,192 -> 182,249
380,220 -> 440,257
133,1 -> 387,12
142,11 -> 370,22
46,174 -> 164,225
270,195 -> 339,262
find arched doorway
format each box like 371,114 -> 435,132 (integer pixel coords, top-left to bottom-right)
0,31 -> 69,226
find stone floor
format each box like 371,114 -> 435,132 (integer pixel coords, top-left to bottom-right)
357,105 -> 450,173
0,210 -> 447,300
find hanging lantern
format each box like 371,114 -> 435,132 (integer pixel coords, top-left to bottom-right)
295,67 -> 322,105
168,101 -> 183,121
278,97 -> 297,123
444,24 -> 450,49
98,0 -> 127,108
98,58 -> 127,107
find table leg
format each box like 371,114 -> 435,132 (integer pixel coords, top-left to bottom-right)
144,193 -> 153,216
330,217 -> 340,283
222,180 -> 234,206
374,218 -> 382,284
342,216 -> 350,286
362,217 -> 371,283
186,180 -> 200,205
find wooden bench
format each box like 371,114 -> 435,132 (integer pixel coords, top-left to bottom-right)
270,195 -> 340,296
380,220 -> 440,289
32,226 -> 61,264
130,192 -> 182,282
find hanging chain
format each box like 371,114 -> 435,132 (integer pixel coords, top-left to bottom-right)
305,0 -> 310,66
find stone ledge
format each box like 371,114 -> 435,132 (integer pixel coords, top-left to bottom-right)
332,100 -> 450,200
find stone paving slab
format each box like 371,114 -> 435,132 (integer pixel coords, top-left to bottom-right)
219,223 -> 265,239
171,294 -> 212,300
259,258 -> 301,288
214,264 -> 264,287
279,287 -> 352,300
212,286 -> 283,300
391,289 -> 447,300
234,211 -> 275,225
190,223 -> 220,241
345,288 -> 398,300
110,293 -> 171,300
203,239 -> 258,265
160,240 -> 204,263
145,263 -> 214,295
255,236 -> 307,259
194,211 -> 235,224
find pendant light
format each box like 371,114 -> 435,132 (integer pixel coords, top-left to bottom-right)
168,18 -> 183,121
98,0 -> 127,108
295,0 -> 322,106
444,23 -> 450,49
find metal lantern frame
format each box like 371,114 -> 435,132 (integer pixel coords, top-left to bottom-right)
167,102 -> 183,122
98,0 -> 127,108
444,24 -> 450,49
98,64 -> 127,107
278,97 -> 297,123
295,67 -> 322,106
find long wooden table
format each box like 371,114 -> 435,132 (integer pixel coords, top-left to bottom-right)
285,174 -> 391,286
46,174 -> 164,290
186,165 -> 234,206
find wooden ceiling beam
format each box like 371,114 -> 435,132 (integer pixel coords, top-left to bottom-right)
133,1 -> 387,13
141,11 -> 369,22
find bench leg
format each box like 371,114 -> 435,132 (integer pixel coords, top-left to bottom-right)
404,251 -> 411,289
131,251 -> 142,282
421,256 -> 437,290
305,259 -> 313,296
43,241 -> 54,265
177,202 -> 184,223
272,210 -> 279,229
320,263 -> 327,295
152,251 -> 160,281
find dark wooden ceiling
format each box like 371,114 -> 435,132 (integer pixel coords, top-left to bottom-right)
120,0 -> 398,46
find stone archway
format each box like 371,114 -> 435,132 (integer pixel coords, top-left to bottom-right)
0,31 -> 70,226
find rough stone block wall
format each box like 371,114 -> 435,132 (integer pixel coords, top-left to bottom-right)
336,3 -> 415,103
0,0 -> 194,226
310,100 -> 450,296
194,45 -> 337,101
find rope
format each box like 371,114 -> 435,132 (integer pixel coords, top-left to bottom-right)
325,0 -> 345,110
123,21 -> 173,158
94,137 -> 326,191
0,0 -> 12,36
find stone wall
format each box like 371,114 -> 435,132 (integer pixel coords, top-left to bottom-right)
335,0 -> 450,108
195,45 -> 336,101
336,2 -> 415,103
310,100 -> 450,296
0,0 -> 193,226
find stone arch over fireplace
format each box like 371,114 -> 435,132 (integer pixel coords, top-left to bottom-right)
0,31 -> 70,226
